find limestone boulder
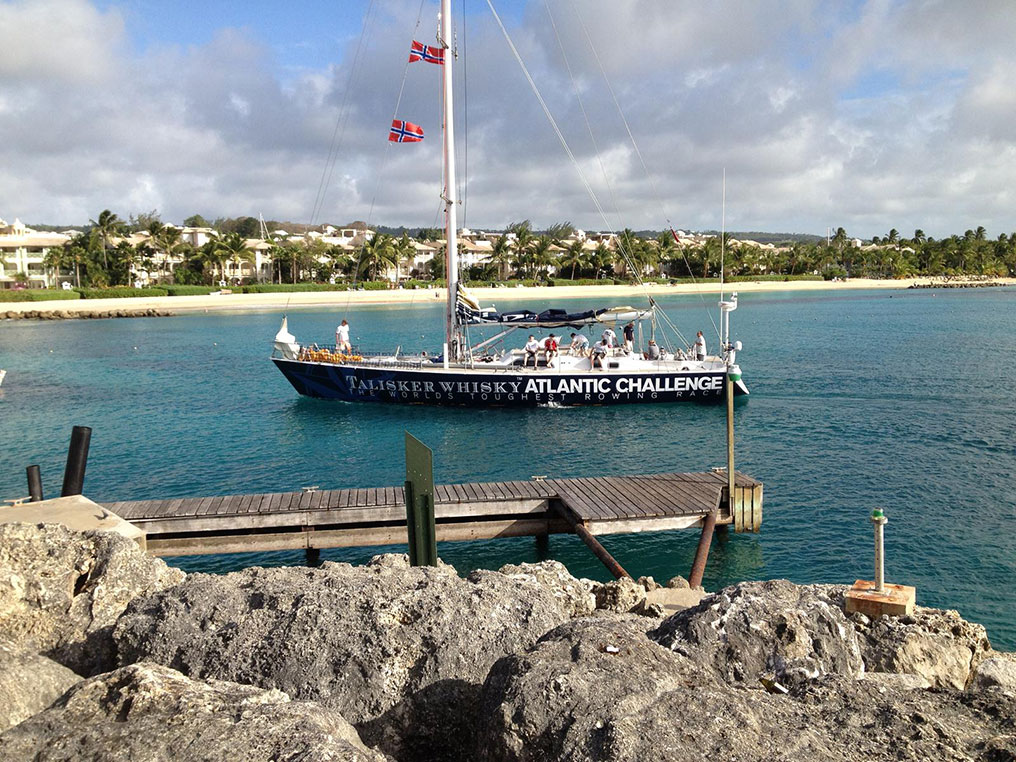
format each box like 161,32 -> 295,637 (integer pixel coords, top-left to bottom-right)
0,523 -> 184,675
970,653 -> 1016,693
0,663 -> 390,761
114,554 -> 573,762
855,607 -> 991,691
652,580 -> 865,684
495,560 -> 596,617
477,617 -> 1016,762
594,576 -> 648,614
0,639 -> 81,733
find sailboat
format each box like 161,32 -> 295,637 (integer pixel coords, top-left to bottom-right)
271,0 -> 747,408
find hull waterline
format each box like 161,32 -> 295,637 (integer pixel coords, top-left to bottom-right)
273,358 -> 748,407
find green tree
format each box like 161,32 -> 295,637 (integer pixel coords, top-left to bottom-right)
183,214 -> 210,228
215,232 -> 255,283
558,240 -> 588,280
545,221 -> 575,242
89,209 -> 123,272
358,233 -> 398,281
487,234 -> 514,280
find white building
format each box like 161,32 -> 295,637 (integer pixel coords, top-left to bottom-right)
0,218 -> 72,289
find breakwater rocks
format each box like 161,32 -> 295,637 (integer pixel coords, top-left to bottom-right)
1,523 -> 1014,762
1,308 -> 173,320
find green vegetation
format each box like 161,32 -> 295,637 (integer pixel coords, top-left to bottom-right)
21,209 -> 1016,301
0,289 -> 82,302
76,287 -> 169,299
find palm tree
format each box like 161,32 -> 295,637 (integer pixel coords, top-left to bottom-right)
528,235 -> 555,281
394,233 -> 417,281
358,233 -> 398,281
558,240 -> 588,280
487,234 -> 513,280
215,232 -> 254,284
89,209 -> 123,272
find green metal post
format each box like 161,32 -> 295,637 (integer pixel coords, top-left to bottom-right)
404,432 -> 438,566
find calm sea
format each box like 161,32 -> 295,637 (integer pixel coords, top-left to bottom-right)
2,287 -> 1014,648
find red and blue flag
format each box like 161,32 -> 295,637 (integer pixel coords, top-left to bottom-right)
409,40 -> 445,65
389,120 -> 424,143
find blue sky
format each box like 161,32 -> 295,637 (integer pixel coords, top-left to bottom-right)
3,0 -> 1016,238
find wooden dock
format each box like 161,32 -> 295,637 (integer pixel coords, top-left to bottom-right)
106,470 -> 762,558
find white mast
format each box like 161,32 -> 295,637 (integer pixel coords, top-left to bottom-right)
440,0 -> 460,361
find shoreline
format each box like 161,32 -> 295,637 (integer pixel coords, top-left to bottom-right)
2,277 -> 1014,317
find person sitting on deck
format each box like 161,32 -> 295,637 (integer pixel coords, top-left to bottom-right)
569,332 -> 589,356
524,335 -> 540,368
590,339 -> 608,370
643,339 -> 661,361
544,334 -> 559,368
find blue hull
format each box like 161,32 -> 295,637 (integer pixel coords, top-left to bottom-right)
273,358 -> 746,407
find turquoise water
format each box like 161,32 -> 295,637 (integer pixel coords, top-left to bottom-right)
2,287 -> 1015,648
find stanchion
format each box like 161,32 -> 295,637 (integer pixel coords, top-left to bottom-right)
26,465 -> 44,502
61,426 -> 92,497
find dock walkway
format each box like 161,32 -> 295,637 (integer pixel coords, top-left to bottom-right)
106,470 -> 762,557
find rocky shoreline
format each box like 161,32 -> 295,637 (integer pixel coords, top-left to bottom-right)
1,522 -> 1014,761
2,308 -> 174,321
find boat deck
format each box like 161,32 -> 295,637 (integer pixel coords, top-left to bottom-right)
105,470 -> 762,557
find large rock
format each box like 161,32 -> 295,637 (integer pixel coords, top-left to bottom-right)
114,555 -> 574,761
0,639 -> 81,733
497,560 -> 596,617
972,654 -> 1016,693
477,618 -> 1016,762
0,663 -> 390,761
653,580 -> 864,684
0,523 -> 184,675
854,606 -> 991,690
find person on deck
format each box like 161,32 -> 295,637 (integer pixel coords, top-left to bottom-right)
336,319 -> 352,353
623,322 -> 635,353
643,339 -> 661,361
544,334 -> 559,368
524,335 -> 540,368
590,339 -> 608,370
569,332 -> 589,356
602,327 -> 617,350
694,331 -> 707,361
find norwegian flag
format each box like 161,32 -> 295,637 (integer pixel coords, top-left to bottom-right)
408,40 -> 445,65
389,119 -> 424,143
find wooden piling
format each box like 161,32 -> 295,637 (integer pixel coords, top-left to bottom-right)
688,510 -> 718,588
554,504 -> 630,579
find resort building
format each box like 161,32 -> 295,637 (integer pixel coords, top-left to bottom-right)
0,218 -> 72,289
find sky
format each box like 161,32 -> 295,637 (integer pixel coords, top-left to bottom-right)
2,0 -> 1015,238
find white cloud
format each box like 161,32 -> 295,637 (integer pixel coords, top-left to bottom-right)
0,0 -> 1015,238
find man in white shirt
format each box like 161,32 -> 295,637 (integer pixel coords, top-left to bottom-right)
524,335 -> 540,368
602,327 -> 616,348
569,332 -> 589,356
694,331 -> 706,361
336,319 -> 351,353
590,340 -> 608,370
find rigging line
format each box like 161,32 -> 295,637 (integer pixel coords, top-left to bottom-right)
459,0 -> 468,229
546,0 -> 690,352
486,0 -> 647,299
544,0 -> 622,233
311,0 -> 379,226
545,0 -> 685,354
488,1 -> 694,353
353,0 -> 428,293
569,0 -> 720,342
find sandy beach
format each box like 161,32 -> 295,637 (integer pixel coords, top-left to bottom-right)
2,277 -> 1013,316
